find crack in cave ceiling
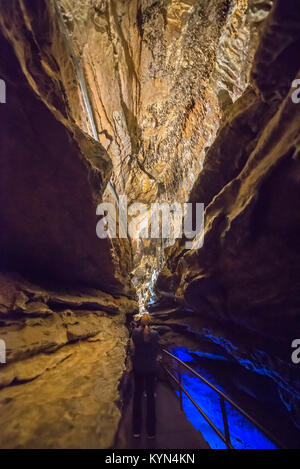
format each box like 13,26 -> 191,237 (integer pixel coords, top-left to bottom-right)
54,0 -> 274,307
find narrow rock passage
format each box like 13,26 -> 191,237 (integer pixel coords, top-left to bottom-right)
0,0 -> 299,449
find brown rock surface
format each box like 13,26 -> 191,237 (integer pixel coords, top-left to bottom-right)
0,272 -> 136,448
155,0 -> 300,426
0,0 -> 137,449
0,325 -> 128,448
0,272 -> 137,364
57,0 -> 269,202
57,0 -> 271,300
158,0 -> 300,336
0,0 -> 135,294
1,0 -> 299,447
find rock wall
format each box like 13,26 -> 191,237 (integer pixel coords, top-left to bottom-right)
1,0 -> 299,446
58,0 -> 271,202
0,273 -> 136,448
57,0 -> 271,304
0,0 -> 137,448
156,0 -> 300,427
0,0 -> 137,293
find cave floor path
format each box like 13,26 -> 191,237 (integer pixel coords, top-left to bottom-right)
115,380 -> 210,449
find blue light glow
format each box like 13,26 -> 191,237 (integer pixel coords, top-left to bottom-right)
172,347 -> 277,449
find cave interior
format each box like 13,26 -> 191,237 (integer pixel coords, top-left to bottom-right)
0,0 -> 299,450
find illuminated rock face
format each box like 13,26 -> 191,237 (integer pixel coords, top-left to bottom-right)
156,0 -> 300,427
57,0 -> 271,301
0,0 -> 137,294
157,0 -> 300,338
0,273 -> 134,449
58,0 -> 268,202
0,0 -> 137,449
0,0 -> 298,448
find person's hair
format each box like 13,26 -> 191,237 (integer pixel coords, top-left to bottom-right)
140,313 -> 151,342
140,313 -> 151,326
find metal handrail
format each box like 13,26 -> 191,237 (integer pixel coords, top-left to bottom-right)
161,348 -> 286,449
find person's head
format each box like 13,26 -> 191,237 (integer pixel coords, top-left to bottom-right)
140,313 -> 152,342
140,313 -> 151,327
133,314 -> 140,326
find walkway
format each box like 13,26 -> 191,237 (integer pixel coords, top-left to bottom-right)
116,379 -> 210,449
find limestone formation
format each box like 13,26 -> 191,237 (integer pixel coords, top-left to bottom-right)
0,0 -> 137,449
0,0 -> 299,448
57,0 -> 271,299
155,0 -> 300,428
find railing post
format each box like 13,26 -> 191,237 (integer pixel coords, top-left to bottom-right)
219,396 -> 231,449
175,357 -> 183,412
161,348 -> 284,449
179,373 -> 183,411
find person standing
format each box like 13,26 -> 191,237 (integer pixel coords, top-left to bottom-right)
130,313 -> 159,439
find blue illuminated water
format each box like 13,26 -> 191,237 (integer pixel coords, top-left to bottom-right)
172,347 -> 277,449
